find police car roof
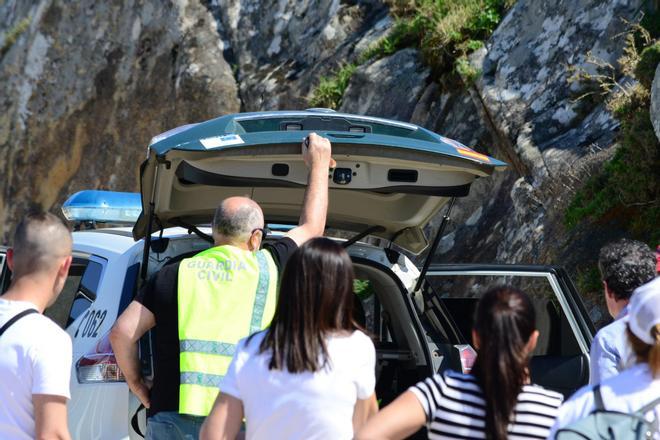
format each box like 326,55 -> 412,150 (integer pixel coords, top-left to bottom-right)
72,227 -> 208,256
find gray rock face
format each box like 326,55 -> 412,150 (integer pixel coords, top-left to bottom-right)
340,49 -> 430,120
211,0 -> 388,110
0,0 -> 240,237
0,0 -> 646,300
651,63 -> 660,141
437,0 -> 644,266
475,0 -> 634,179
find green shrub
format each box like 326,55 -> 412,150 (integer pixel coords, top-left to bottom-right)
308,0 -> 510,108
634,42 -> 660,88
389,0 -> 507,77
575,266 -> 603,300
565,15 -> 660,247
455,55 -> 481,84
309,63 -> 357,109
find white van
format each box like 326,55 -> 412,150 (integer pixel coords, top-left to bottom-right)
0,110 -> 595,439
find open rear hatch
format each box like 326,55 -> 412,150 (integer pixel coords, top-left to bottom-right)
133,110 -> 506,254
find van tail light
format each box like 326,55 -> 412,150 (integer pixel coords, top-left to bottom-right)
454,344 -> 477,374
76,331 -> 125,383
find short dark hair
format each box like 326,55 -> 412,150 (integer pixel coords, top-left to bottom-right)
598,238 -> 655,301
12,211 -> 72,276
257,237 -> 359,373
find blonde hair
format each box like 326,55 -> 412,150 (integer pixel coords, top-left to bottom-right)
627,323 -> 660,378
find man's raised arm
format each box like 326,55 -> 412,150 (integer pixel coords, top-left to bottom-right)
285,133 -> 333,246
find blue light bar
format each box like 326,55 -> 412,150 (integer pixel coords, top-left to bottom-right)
62,190 -> 142,224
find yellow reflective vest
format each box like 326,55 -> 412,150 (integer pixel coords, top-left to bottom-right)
177,245 -> 278,416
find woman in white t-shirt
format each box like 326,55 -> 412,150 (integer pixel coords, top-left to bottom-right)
200,237 -> 378,440
549,277 -> 660,438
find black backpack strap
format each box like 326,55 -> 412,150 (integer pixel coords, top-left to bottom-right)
0,309 -> 38,337
593,385 -> 605,411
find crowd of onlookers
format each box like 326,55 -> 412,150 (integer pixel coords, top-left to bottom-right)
0,135 -> 658,439
198,238 -> 659,440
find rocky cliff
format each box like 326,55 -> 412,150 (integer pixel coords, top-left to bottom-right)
1,0 -> 657,316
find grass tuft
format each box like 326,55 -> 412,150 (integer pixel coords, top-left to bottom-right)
309,0 -> 510,109
634,42 -> 660,88
0,16 -> 31,58
309,63 -> 358,109
388,0 -> 507,77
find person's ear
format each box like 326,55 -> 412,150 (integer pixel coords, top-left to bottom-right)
603,281 -> 615,299
6,248 -> 15,271
58,256 -> 72,278
526,330 -> 539,354
248,231 -> 261,252
471,329 -> 481,350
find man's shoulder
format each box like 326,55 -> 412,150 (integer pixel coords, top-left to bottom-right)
594,318 -> 628,342
31,315 -> 70,340
264,236 -> 298,254
263,237 -> 298,270
16,314 -> 71,352
157,261 -> 181,276
137,262 -> 180,311
151,262 -> 181,287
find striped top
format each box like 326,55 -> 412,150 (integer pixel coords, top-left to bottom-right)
409,370 -> 563,439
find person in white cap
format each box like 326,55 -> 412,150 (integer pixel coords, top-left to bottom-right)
549,276 -> 660,438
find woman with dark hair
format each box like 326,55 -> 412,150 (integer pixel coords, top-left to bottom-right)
200,237 -> 377,440
356,286 -> 563,440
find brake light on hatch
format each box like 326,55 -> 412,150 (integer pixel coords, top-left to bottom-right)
76,331 -> 125,383
454,344 -> 477,374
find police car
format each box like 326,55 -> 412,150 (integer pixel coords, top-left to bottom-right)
0,110 -> 595,439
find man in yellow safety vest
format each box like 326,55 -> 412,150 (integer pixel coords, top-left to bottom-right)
110,133 -> 332,439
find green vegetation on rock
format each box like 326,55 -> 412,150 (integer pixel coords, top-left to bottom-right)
310,63 -> 358,109
0,16 -> 31,57
310,0 -> 510,108
565,17 -> 660,246
575,266 -> 602,299
388,0 -> 508,76
635,42 -> 660,88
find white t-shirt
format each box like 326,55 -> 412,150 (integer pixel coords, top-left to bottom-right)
0,299 -> 72,440
549,363 -> 660,438
221,330 -> 376,440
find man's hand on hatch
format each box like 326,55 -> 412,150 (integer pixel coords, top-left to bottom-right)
303,133 -> 336,168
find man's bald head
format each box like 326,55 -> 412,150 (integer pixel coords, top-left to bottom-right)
11,212 -> 72,277
212,197 -> 264,243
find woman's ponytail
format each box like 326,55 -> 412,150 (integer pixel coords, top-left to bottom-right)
627,323 -> 660,378
472,286 -> 536,440
651,325 -> 660,377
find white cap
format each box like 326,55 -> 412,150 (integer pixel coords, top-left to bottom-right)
628,277 -> 660,345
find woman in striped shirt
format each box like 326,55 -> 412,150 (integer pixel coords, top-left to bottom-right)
356,286 -> 564,440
